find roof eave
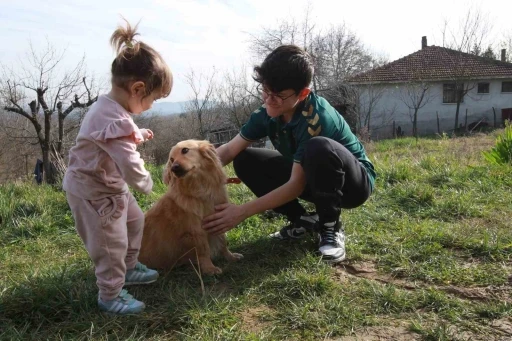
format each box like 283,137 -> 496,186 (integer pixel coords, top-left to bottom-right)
346,74 -> 512,85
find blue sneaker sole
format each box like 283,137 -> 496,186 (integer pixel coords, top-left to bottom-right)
124,278 -> 158,286
99,307 -> 145,315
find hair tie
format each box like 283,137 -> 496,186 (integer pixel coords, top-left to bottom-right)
126,40 -> 134,49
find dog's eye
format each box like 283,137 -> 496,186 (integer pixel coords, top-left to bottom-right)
181,148 -> 189,154
170,158 -> 174,163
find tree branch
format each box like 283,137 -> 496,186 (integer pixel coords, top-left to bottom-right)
4,105 -> 33,121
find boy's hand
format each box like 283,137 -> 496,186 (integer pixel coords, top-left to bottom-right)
202,203 -> 247,235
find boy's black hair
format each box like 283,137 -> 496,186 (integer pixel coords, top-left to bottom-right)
253,45 -> 313,94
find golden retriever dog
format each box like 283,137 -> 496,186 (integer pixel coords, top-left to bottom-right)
139,140 -> 243,275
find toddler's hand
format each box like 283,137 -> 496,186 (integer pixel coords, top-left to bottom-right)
140,129 -> 154,141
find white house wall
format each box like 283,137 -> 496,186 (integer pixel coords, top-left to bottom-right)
356,80 -> 512,139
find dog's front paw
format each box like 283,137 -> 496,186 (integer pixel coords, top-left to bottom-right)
203,266 -> 223,275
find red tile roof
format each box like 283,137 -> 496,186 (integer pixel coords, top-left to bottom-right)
347,46 -> 512,84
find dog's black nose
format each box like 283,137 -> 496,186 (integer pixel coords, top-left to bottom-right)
171,163 -> 186,177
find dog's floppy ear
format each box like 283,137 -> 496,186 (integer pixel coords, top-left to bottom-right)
162,162 -> 172,185
199,141 -> 220,164
162,155 -> 173,185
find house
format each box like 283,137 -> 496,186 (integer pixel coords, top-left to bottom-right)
346,37 -> 512,139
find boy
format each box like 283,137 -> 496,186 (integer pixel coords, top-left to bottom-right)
202,45 -> 375,263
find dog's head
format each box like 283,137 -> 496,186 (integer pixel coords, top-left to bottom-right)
163,139 -> 222,186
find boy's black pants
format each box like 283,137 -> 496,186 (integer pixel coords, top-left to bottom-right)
233,136 -> 372,224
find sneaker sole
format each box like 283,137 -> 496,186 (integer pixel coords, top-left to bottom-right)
269,233 -> 305,241
269,235 -> 304,241
124,279 -> 158,286
98,303 -> 146,315
99,308 -> 145,315
321,252 -> 346,264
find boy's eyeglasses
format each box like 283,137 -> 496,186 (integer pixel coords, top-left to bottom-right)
257,84 -> 296,104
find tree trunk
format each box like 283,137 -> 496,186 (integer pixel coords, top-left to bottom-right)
57,102 -> 64,156
413,108 -> 419,140
454,101 -> 461,131
366,110 -> 371,131
198,111 -> 204,139
312,74 -> 318,93
38,87 -> 57,184
41,141 -> 54,184
465,108 -> 468,132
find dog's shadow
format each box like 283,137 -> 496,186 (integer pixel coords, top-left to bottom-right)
142,232 -> 320,297
123,230 -> 324,317
185,234 -> 314,275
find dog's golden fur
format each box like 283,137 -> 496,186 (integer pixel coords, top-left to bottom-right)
139,140 -> 242,275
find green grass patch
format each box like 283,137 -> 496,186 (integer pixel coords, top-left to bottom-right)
1,132 -> 512,339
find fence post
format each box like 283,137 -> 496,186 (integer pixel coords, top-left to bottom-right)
465,108 -> 468,133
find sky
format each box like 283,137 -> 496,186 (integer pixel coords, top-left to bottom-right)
1,0 -> 511,102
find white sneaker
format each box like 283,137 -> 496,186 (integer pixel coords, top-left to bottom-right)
318,221 -> 346,263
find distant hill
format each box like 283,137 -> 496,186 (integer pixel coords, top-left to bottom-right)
1,100 -> 193,117
150,101 -> 191,115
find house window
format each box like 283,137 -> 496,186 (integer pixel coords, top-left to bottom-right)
477,82 -> 490,94
443,83 -> 464,103
502,81 -> 512,93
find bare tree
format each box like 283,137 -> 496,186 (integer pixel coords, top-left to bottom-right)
248,6 -> 385,134
248,7 -> 323,90
249,17 -> 309,59
0,40 -> 98,183
398,81 -> 433,139
183,68 -> 219,139
440,7 -> 493,130
133,113 -> 191,165
441,7 -> 492,53
342,82 -> 396,140
314,25 -> 384,91
501,32 -> 512,62
0,110 -> 41,182
217,66 -> 260,130
354,83 -> 386,133
321,83 -> 359,130
249,8 -> 385,83
132,110 -> 207,166
250,18 -> 382,90
56,76 -> 100,155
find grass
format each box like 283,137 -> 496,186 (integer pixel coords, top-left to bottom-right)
1,131 -> 512,340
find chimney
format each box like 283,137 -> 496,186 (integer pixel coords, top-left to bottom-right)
422,36 -> 427,49
502,49 -> 507,62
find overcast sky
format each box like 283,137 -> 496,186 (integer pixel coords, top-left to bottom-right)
1,0 -> 510,102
